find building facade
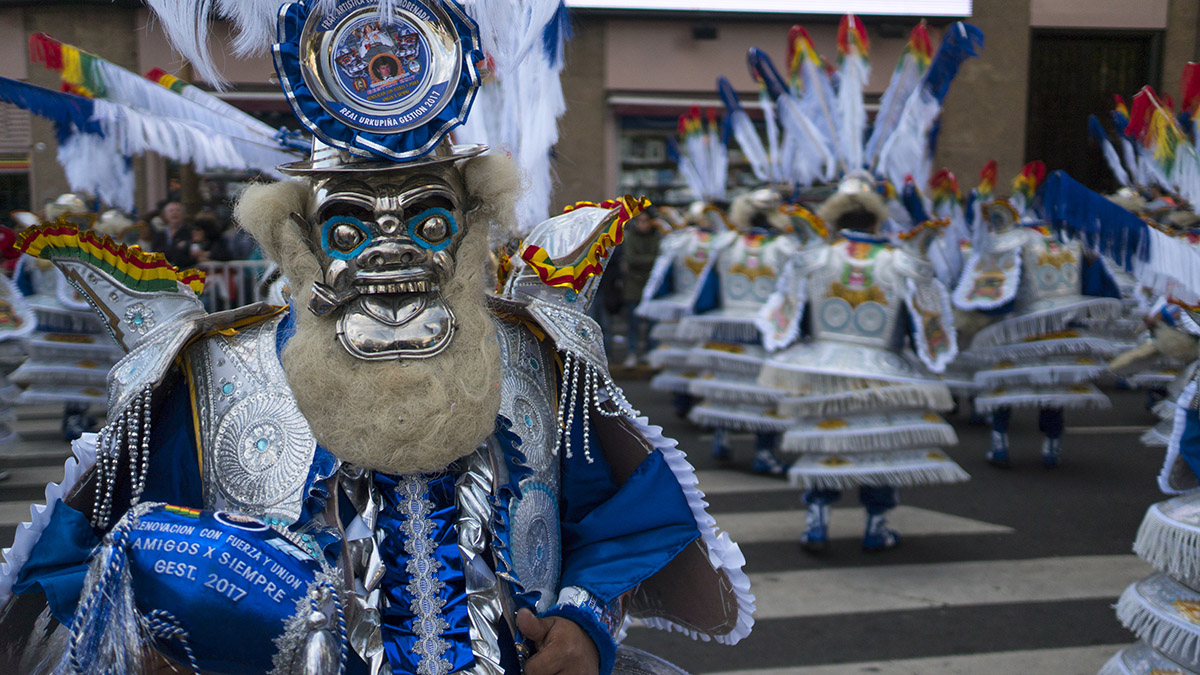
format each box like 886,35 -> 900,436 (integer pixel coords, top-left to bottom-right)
0,0 -> 1195,217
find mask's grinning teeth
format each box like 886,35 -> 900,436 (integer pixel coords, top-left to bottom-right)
355,279 -> 432,295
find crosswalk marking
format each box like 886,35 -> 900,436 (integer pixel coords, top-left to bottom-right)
748,555 -> 1150,619
0,500 -> 35,525
695,470 -> 792,495
715,506 -> 1013,544
0,465 -> 74,488
703,644 -> 1125,675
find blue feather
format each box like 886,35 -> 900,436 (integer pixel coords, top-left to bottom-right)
1110,109 -> 1129,135
964,188 -> 978,228
927,118 -> 942,156
747,48 -> 788,100
717,76 -> 744,113
1041,170 -> 1148,271
541,2 -> 571,68
924,22 -> 984,104
902,181 -> 931,224
0,76 -> 101,143
1087,114 -> 1108,142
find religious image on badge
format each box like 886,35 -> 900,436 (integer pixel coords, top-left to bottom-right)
332,17 -> 427,106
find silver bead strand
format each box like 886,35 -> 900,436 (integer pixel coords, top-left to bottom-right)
580,365 -> 593,464
562,353 -> 580,460
91,425 -> 111,528
126,393 -> 142,506
136,387 -> 152,500
552,352 -> 572,457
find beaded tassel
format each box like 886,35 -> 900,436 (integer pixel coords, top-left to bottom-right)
92,385 -> 155,528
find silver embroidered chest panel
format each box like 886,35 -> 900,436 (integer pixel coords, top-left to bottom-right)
494,316 -> 562,612
715,233 -> 799,311
807,240 -> 906,348
1018,230 -> 1082,305
186,314 -> 317,525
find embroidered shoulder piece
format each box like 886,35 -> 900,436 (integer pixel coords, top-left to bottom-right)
505,196 -> 648,312
16,222 -> 207,352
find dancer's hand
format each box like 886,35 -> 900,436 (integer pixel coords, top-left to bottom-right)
516,607 -> 600,675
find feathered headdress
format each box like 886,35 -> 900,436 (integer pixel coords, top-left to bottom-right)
668,107 -> 728,203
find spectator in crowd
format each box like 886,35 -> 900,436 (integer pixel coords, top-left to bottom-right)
620,207 -> 663,368
133,217 -> 159,252
153,201 -> 199,268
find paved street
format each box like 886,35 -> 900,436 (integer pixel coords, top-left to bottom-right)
617,377 -> 1163,675
0,383 -> 1166,674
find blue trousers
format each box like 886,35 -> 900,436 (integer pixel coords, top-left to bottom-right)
991,406 -> 1064,439
804,485 -> 899,515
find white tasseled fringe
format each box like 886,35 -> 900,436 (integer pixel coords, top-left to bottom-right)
686,350 -> 764,377
649,371 -> 696,394
974,391 -> 1111,413
782,423 -> 957,453
1115,579 -> 1200,670
759,366 -> 942,396
678,316 -> 760,343
1143,423 -> 1170,448
649,322 -> 683,342
1096,651 -> 1131,675
637,297 -> 691,322
970,336 -> 1122,363
788,460 -> 970,490
647,347 -> 692,370
688,379 -> 782,406
780,384 -> 954,418
972,298 -> 1123,348
1133,501 -> 1200,586
688,405 -> 789,433
974,363 -> 1105,388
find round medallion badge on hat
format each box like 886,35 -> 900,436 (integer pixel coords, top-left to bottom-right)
273,0 -> 482,162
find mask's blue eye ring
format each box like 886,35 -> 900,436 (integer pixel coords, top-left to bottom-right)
321,216 -> 372,260
407,208 -> 458,252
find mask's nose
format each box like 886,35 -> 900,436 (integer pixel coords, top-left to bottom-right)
356,239 -> 427,275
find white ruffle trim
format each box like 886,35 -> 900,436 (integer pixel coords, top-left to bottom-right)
1159,381 -> 1198,496
626,415 -> 755,645
905,277 -> 958,374
0,433 -> 98,608
952,250 -> 1021,311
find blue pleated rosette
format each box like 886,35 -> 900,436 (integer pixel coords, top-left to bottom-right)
273,0 -> 482,162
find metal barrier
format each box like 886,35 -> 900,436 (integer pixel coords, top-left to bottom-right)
196,260 -> 275,311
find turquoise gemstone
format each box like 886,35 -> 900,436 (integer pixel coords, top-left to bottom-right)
222,382 -> 234,395
564,290 -> 578,303
132,315 -> 144,325
524,415 -> 533,427
255,438 -> 269,452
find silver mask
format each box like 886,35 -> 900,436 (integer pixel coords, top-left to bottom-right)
298,166 -> 469,360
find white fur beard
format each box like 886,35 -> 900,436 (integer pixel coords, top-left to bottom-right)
281,225 -> 502,475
